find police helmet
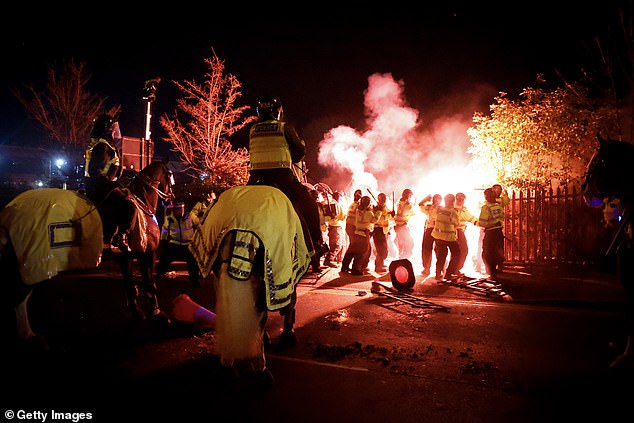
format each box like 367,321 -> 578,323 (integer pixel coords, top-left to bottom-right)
256,97 -> 283,120
90,112 -> 121,141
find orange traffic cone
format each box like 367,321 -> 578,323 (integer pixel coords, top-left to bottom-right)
171,294 -> 216,328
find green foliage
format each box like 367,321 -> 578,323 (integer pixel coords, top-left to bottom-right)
467,81 -> 618,190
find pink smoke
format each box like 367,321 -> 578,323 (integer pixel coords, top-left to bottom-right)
317,72 -> 497,274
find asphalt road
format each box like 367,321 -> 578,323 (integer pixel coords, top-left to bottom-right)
3,263 -> 633,423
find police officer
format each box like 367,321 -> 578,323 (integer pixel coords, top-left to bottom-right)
247,97 -> 328,272
84,113 -> 135,252
156,202 -> 200,287
478,188 -> 506,280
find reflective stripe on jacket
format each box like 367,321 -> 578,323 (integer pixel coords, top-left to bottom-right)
162,215 -> 194,245
478,201 -> 505,230
249,121 -> 292,169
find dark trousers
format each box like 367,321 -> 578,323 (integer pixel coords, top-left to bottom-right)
372,227 -> 388,270
326,225 -> 343,263
434,238 -> 461,277
341,223 -> 356,271
421,227 -> 435,271
456,229 -> 468,272
482,227 -> 504,279
347,232 -> 371,273
156,241 -> 199,285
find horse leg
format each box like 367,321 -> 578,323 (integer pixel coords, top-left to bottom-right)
279,290 -> 298,348
611,245 -> 634,368
117,253 -> 145,320
140,252 -> 170,326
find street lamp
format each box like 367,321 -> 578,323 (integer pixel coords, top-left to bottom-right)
142,78 -> 160,169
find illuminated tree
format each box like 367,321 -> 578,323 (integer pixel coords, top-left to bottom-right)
467,81 -> 617,190
160,50 -> 255,190
12,60 -> 108,147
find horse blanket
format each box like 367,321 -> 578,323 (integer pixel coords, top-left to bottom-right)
189,185 -> 311,311
0,188 -> 103,285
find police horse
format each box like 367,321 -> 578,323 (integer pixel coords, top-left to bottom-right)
189,185 -> 311,386
582,135 -> 634,368
0,160 -> 174,346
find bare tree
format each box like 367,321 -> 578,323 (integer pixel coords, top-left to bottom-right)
12,60 -> 108,147
160,50 -> 256,190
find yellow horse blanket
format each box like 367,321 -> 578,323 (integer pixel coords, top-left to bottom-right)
0,188 -> 103,285
189,185 -> 311,311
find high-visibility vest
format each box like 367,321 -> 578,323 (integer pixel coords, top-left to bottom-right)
346,201 -> 358,227
326,201 -> 346,227
374,204 -> 393,234
249,120 -> 292,170
162,214 -> 194,245
478,201 -> 505,230
455,205 -> 478,231
354,208 -> 380,236
420,203 -> 439,229
85,137 -> 119,177
432,206 -> 459,242
394,200 -> 414,226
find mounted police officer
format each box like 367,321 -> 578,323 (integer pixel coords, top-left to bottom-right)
84,112 -> 135,252
247,97 -> 328,272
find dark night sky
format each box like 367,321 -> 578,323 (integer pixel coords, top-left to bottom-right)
0,2 -> 624,179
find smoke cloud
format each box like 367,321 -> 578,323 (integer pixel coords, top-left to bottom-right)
317,72 -> 495,206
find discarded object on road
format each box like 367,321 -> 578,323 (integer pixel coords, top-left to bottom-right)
371,280 -> 450,311
171,294 -> 216,328
439,275 -> 512,300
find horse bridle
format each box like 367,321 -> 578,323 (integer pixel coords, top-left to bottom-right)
138,168 -> 175,203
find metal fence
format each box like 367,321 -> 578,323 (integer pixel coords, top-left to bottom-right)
503,185 -> 611,265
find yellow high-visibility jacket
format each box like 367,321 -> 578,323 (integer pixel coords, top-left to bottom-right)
432,206 -> 459,242
455,205 -> 478,231
394,200 -> 415,226
374,204 -> 393,234
478,201 -> 505,230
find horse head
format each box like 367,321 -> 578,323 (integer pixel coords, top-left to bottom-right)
582,135 -> 634,209
131,159 -> 175,214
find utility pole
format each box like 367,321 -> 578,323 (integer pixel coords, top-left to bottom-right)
142,78 -> 160,169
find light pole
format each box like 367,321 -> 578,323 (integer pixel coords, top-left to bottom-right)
142,78 -> 160,169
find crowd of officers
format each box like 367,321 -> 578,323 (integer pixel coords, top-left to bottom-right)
313,184 -> 509,282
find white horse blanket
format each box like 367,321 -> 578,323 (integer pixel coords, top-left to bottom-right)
189,185 -> 311,311
0,188 -> 103,285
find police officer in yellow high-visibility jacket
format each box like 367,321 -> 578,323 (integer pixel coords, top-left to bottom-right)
349,196 -> 381,275
84,112 -> 135,252
419,193 -> 442,277
432,193 -> 461,281
455,192 -> 478,275
478,188 -> 506,280
247,98 -> 327,272
372,193 -> 393,273
156,202 -> 200,287
394,189 -> 416,260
